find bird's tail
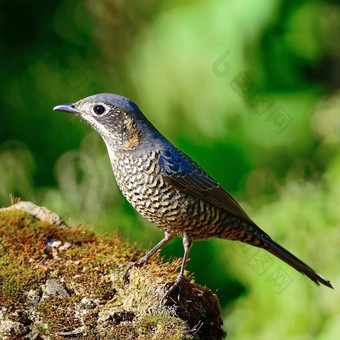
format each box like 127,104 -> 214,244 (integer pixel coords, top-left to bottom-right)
253,232 -> 333,288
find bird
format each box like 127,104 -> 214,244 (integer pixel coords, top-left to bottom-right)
53,93 -> 333,299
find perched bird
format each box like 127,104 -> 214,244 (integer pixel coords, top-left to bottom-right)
54,93 -> 333,299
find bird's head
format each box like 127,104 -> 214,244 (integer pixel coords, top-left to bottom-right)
53,93 -> 152,151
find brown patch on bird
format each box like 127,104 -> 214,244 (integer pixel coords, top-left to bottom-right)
119,117 -> 141,151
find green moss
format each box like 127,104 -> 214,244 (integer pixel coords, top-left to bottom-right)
0,206 -> 225,339
37,296 -> 81,333
136,314 -> 192,340
0,268 -> 44,307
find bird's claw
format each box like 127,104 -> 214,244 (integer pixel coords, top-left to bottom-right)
118,258 -> 148,284
161,275 -> 183,304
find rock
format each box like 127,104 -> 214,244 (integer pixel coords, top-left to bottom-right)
43,278 -> 70,298
0,320 -> 26,338
0,201 -> 67,227
0,202 -> 227,339
79,297 -> 97,310
27,289 -> 41,306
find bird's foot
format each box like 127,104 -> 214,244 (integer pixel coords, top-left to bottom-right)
161,274 -> 184,304
118,256 -> 148,284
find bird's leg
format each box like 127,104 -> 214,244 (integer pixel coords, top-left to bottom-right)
161,233 -> 192,303
119,232 -> 174,284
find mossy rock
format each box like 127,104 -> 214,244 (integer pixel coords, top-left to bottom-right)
0,201 -> 226,339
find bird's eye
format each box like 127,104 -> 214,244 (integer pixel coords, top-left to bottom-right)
93,105 -> 106,115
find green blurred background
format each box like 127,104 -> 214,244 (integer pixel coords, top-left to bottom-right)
1,0 -> 339,338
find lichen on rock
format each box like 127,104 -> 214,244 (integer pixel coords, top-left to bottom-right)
0,201 -> 226,339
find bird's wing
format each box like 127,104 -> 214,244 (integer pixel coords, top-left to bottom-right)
159,148 -> 254,225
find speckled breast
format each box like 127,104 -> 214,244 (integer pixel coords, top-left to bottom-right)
109,150 -> 186,233
109,150 -> 241,239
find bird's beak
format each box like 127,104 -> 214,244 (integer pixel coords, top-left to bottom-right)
53,103 -> 80,115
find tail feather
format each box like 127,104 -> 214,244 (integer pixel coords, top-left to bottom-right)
254,233 -> 333,288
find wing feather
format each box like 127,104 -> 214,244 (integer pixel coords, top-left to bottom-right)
159,149 -> 254,225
